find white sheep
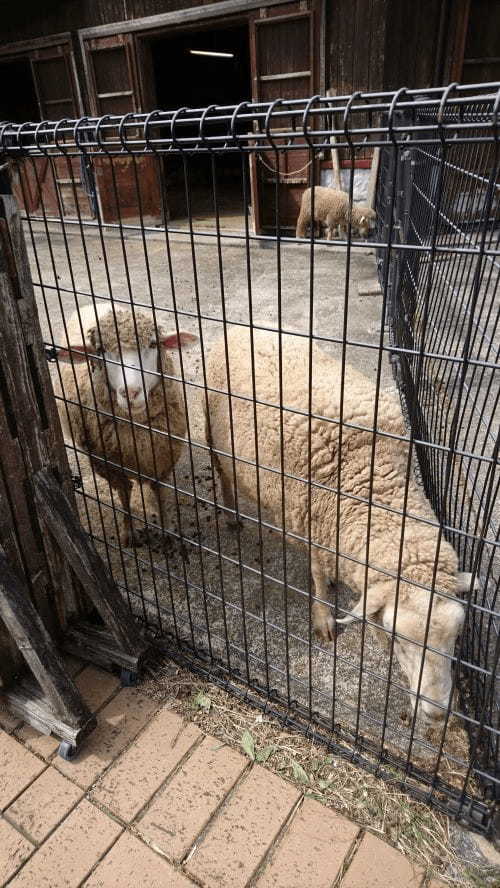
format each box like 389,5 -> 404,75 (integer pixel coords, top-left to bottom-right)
55,303 -> 197,546
205,327 -> 467,723
296,186 -> 376,240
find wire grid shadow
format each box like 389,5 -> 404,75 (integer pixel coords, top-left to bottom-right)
1,83 -> 499,836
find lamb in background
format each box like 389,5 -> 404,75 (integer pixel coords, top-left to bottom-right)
55,302 -> 196,546
205,327 -> 467,724
296,186 -> 376,240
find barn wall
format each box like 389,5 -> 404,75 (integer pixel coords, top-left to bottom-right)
1,0 -> 455,105
0,0 -> 205,44
382,0 -> 443,90
325,0 -> 389,96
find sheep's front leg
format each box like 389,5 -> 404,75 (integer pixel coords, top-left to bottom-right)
212,452 -> 242,531
129,480 -> 168,547
114,475 -> 133,548
311,558 -> 335,642
325,214 -> 336,241
295,210 -> 309,239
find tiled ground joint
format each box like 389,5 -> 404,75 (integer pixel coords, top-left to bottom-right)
0,667 -> 444,888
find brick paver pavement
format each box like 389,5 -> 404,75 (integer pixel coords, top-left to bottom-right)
0,664 -> 447,887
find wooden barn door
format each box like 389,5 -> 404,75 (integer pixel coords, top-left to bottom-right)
249,1 -> 321,234
83,34 -> 160,223
12,42 -> 91,219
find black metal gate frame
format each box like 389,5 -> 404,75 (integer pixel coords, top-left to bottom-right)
1,82 -> 499,837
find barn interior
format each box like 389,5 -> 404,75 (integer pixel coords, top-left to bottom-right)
149,24 -> 252,229
0,58 -> 39,122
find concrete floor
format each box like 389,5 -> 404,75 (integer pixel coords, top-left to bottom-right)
26,220 -> 471,773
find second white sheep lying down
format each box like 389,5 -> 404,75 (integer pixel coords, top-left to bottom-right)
296,186 -> 376,240
55,303 -> 197,546
205,327 -> 466,722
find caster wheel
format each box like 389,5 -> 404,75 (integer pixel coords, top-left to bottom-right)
120,669 -> 138,687
58,740 -> 77,761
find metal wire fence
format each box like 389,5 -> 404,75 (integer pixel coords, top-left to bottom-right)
1,82 -> 499,836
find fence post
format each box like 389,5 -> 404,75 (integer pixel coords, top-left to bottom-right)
0,161 -> 150,750
0,162 -> 79,636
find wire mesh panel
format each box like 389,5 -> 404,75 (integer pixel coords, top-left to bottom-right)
1,83 -> 499,835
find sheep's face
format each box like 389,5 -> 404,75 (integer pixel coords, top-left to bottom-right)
58,321 -> 197,416
104,343 -> 163,415
410,598 -> 465,724
104,329 -> 197,415
356,209 -> 376,238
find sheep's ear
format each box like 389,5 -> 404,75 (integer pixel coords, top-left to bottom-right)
359,215 -> 366,224
57,344 -> 93,363
160,332 -> 198,350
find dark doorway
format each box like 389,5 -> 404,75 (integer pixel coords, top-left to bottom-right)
0,58 -> 39,123
149,24 -> 251,228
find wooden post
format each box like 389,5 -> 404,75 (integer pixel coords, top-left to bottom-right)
0,548 -> 95,737
367,147 -> 381,210
327,88 -> 342,191
0,162 -> 78,632
33,469 -> 149,673
0,161 -> 151,750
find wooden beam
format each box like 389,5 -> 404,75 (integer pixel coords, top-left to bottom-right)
3,677 -> 95,748
0,167 -> 78,630
0,548 -> 94,730
64,622 -> 148,675
78,0 -> 292,41
32,469 -> 148,663
0,32 -> 72,59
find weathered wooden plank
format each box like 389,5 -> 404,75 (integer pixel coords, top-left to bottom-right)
0,462 -> 43,684
0,174 -> 75,506
0,223 -> 50,481
0,548 -> 94,729
78,0 -> 292,40
33,469 -> 148,661
3,676 -> 96,746
0,416 -> 46,596
0,168 -> 79,623
64,622 -> 147,672
0,214 -> 55,632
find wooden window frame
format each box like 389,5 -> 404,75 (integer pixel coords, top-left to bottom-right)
83,34 -> 141,117
0,32 -> 83,118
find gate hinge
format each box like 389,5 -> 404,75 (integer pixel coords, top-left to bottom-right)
72,475 -> 83,490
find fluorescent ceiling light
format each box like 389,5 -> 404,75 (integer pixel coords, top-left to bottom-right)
189,49 -> 234,58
